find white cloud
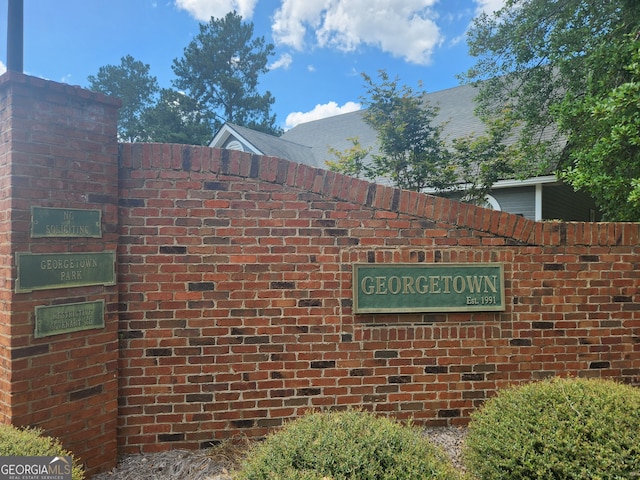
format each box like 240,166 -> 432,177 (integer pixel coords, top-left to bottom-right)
175,0 -> 258,21
0,62 -> 6,75
271,1 -> 323,51
285,101 -> 361,129
474,0 -> 506,15
272,0 -> 443,65
269,53 -> 293,70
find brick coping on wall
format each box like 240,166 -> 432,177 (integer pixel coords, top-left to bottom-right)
119,142 -> 640,248
0,70 -> 122,108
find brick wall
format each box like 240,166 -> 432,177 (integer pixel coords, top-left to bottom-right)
0,73 -> 14,426
117,143 -> 640,454
0,72 -> 121,475
1,72 -> 639,473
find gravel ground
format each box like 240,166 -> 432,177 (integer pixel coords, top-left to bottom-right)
90,448 -> 237,480
423,426 -> 467,472
91,427 -> 467,480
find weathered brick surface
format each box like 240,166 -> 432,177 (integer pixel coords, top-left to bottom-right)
0,72 -> 120,475
118,144 -> 640,454
2,72 -> 639,472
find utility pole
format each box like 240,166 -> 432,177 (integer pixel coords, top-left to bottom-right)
7,0 -> 24,72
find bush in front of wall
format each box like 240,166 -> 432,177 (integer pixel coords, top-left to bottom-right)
0,424 -> 84,480
463,377 -> 640,479
234,408 -> 462,480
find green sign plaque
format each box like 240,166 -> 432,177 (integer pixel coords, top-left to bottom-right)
35,300 -> 105,338
16,252 -> 116,293
31,206 -> 102,238
353,263 -> 505,313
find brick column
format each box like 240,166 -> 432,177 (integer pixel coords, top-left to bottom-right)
0,72 -> 120,475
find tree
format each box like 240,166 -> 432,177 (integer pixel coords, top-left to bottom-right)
558,30 -> 640,221
329,71 -> 456,193
142,88 -> 213,145
363,71 -> 455,192
172,11 -> 281,136
449,114 -> 520,204
463,0 -> 640,220
328,72 -> 514,204
88,54 -> 159,142
326,138 -> 372,179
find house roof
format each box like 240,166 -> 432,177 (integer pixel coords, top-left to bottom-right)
279,83 -> 488,167
210,82 -> 561,172
211,123 -> 317,166
279,110 -> 377,167
211,83 -> 488,169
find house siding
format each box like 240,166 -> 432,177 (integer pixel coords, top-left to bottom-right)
543,183 -> 599,221
491,186 -> 536,219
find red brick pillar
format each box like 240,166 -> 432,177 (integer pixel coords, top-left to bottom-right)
0,72 -> 121,475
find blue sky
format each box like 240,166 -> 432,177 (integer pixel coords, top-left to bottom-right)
0,0 -> 505,130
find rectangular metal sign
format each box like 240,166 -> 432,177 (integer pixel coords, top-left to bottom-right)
31,206 -> 102,238
16,251 -> 116,293
35,300 -> 105,338
353,263 -> 505,313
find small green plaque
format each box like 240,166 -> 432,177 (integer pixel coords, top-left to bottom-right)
353,263 -> 505,313
35,300 -> 105,338
31,206 -> 102,238
16,252 -> 116,293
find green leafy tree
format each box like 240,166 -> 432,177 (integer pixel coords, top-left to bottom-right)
463,0 -> 640,220
172,11 -> 281,135
329,71 -> 455,193
362,71 -> 454,192
142,88 -> 213,145
326,138 -> 373,178
558,31 -> 640,220
88,54 -> 159,142
449,113 -> 520,204
328,72 -> 514,205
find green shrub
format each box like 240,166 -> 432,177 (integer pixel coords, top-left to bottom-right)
235,409 -> 461,480
0,424 -> 84,480
463,377 -> 640,480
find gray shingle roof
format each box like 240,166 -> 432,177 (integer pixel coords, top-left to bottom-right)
280,110 -> 377,167
280,83 -> 486,168
223,123 -> 317,165
212,82 -> 560,171
212,83 -> 488,169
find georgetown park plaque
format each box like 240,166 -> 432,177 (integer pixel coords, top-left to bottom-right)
353,263 -> 505,313
16,252 -> 116,293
